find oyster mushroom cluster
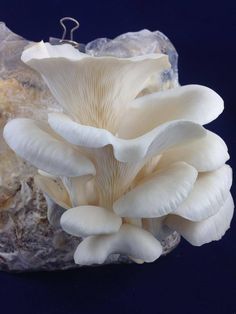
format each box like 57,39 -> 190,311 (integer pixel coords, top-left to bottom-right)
3,41 -> 233,266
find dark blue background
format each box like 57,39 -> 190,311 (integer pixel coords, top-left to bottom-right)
0,1 -> 236,313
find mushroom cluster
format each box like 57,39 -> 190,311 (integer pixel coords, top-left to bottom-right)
3,41 -> 233,265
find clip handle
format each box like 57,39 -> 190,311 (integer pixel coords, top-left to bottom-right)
59,17 -> 80,47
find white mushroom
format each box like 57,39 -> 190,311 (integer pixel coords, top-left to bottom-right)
34,174 -> 71,209
74,224 -> 163,265
158,130 -> 229,172
60,205 -> 122,238
21,41 -> 170,133
174,165 -> 232,221
166,194 -> 234,246
113,162 -> 198,218
2,41 -> 233,266
3,118 -> 95,177
118,84 -> 224,138
48,112 -> 206,164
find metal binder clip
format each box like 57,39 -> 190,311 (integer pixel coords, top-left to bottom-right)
59,17 -> 80,47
